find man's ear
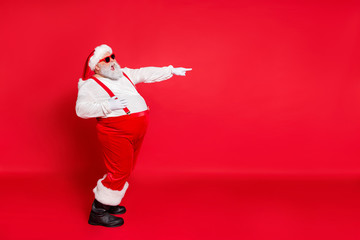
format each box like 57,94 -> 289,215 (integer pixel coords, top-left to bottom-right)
94,65 -> 100,73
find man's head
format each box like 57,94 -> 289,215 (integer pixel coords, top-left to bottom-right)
88,44 -> 123,80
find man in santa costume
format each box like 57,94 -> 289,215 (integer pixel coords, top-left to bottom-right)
75,44 -> 191,227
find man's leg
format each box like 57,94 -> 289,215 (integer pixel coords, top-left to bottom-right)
89,128 -> 134,227
94,135 -> 134,206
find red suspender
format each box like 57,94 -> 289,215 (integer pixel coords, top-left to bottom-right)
90,76 -> 115,97
90,76 -> 131,115
122,72 -> 136,88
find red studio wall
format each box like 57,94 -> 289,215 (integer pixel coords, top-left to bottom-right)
1,0 -> 360,176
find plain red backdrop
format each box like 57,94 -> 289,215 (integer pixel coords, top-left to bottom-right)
1,0 -> 359,176
1,0 -> 360,239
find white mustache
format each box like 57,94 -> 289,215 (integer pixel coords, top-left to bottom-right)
99,62 -> 122,80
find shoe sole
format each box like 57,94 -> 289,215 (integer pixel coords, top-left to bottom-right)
88,220 -> 124,227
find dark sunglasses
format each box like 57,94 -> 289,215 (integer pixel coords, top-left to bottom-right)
99,54 -> 115,63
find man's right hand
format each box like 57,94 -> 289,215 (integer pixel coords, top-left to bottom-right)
108,96 -> 128,110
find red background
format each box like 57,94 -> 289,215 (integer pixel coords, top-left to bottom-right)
1,0 -> 360,239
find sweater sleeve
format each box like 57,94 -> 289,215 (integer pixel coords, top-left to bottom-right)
122,65 -> 174,85
75,81 -> 112,119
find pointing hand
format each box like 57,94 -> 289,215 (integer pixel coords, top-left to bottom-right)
171,67 -> 192,76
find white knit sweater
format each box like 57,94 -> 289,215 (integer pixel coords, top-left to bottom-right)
75,66 -> 174,119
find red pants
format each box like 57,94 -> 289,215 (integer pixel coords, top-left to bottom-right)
93,110 -> 149,205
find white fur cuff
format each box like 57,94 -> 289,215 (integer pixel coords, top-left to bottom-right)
93,175 -> 129,206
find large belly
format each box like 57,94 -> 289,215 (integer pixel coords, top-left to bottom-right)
107,93 -> 148,117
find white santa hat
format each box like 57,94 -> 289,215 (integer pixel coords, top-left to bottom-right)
82,44 -> 113,79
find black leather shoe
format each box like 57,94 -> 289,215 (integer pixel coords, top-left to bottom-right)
88,199 -> 124,227
108,205 -> 126,215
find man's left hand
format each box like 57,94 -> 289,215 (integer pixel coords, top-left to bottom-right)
172,67 -> 192,76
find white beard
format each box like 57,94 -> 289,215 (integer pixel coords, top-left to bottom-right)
99,62 -> 123,80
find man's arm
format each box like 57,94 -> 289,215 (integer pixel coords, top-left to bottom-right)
122,65 -> 192,85
75,80 -> 113,119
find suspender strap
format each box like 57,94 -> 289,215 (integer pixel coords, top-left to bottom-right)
122,72 -> 136,88
90,76 -> 130,115
90,76 -> 115,97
